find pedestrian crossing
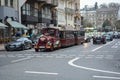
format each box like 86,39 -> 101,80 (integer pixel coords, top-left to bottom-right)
0,54 -> 114,60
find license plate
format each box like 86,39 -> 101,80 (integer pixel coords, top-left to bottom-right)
9,45 -> 14,48
39,46 -> 45,48
34,45 -> 37,48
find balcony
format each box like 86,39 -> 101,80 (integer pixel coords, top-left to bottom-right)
21,10 -> 38,23
45,0 -> 58,7
65,8 -> 75,14
22,15 -> 38,23
38,11 -> 51,24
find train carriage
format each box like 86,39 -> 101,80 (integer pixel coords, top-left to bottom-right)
34,27 -> 85,52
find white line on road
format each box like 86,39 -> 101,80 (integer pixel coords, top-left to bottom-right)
92,46 -> 103,52
68,57 -> 120,75
25,71 -> 58,75
93,75 -> 120,79
92,40 -> 115,52
11,57 -> 31,63
111,46 -> 118,48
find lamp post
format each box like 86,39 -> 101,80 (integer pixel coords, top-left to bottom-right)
65,0 -> 67,27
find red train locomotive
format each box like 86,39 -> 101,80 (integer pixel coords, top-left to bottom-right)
34,27 -> 85,52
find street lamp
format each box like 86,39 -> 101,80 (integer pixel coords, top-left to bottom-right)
65,0 -> 67,27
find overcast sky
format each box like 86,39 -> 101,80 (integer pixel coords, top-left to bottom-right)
80,0 -> 120,9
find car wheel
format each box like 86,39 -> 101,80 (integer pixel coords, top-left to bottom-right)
21,45 -> 25,50
29,43 -> 32,49
6,48 -> 9,51
103,41 -> 106,44
35,48 -> 39,52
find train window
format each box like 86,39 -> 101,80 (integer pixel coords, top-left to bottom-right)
65,31 -> 74,39
56,30 -> 59,38
59,31 -> 65,38
80,31 -> 85,36
44,29 -> 55,36
78,31 -> 81,37
73,31 -> 78,37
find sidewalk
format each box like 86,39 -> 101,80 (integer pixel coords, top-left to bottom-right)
0,44 -> 5,51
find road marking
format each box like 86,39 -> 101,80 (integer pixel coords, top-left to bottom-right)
95,55 -> 104,59
111,46 -> 118,48
92,46 -> 103,52
7,54 -> 16,58
93,75 -> 120,79
0,55 -> 6,57
92,40 -> 114,52
68,57 -> 120,75
11,57 -> 31,63
25,71 -> 58,75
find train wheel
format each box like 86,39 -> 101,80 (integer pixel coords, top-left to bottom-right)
50,45 -> 54,51
58,43 -> 61,48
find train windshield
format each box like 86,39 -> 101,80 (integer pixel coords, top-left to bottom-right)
42,28 -> 56,36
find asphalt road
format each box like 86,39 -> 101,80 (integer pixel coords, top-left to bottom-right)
0,39 -> 120,80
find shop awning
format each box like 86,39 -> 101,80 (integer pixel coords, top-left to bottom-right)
0,22 -> 8,29
7,21 -> 28,29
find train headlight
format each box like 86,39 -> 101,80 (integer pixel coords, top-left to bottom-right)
47,41 -> 52,45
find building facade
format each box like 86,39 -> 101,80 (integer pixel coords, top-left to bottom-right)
57,0 -> 75,29
96,8 -> 118,30
81,9 -> 97,27
0,0 -> 19,38
20,0 -> 58,37
0,0 -> 18,23
21,0 -> 58,29
74,0 -> 81,30
81,6 -> 119,31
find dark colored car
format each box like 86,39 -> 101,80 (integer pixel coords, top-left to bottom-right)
113,32 -> 119,38
93,36 -> 106,44
5,37 -> 32,51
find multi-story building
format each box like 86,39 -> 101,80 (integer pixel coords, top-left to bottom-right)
0,0 -> 19,38
57,0 -> 75,29
96,8 -> 118,30
80,7 -> 97,28
21,0 -> 58,29
0,0 -> 18,23
74,0 -> 81,30
20,0 -> 58,36
81,6 -> 119,31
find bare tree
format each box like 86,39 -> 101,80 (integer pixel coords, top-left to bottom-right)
108,3 -> 120,8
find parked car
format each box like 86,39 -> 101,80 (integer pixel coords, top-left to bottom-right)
113,31 -> 119,38
84,35 -> 91,43
5,37 -> 32,51
32,38 -> 39,47
104,34 -> 113,41
93,36 -> 106,44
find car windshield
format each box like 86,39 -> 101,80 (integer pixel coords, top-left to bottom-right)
16,38 -> 26,42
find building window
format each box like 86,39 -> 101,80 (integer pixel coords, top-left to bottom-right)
5,0 -> 8,6
10,0 -> 13,7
